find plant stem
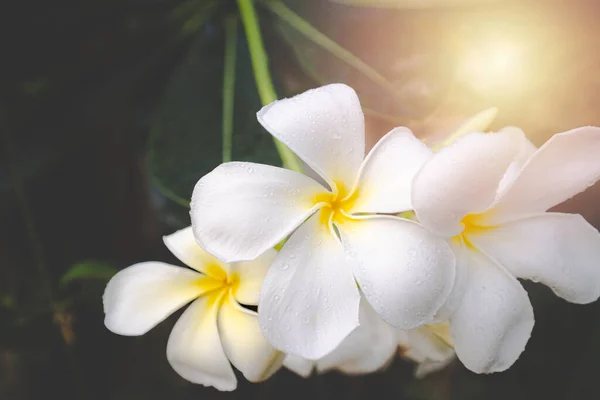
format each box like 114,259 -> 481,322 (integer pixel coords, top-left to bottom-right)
222,15 -> 238,163
236,0 -> 303,173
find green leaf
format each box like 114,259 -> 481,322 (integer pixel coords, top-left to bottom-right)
147,32 -> 226,205
171,0 -> 219,36
60,261 -> 117,287
148,27 -> 281,207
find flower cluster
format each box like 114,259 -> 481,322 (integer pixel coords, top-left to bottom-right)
103,84 -> 600,390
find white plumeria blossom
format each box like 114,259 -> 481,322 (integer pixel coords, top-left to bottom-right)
412,126 -> 600,373
102,227 -> 284,391
397,322 -> 456,378
191,84 -> 456,359
283,298 -> 399,377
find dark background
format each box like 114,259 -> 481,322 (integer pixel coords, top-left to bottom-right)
2,0 -> 600,399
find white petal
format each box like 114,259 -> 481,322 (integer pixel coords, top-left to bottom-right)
496,127 -> 537,196
163,226 -> 229,278
218,293 -> 284,382
228,248 -> 277,306
103,262 -> 217,336
348,127 -> 432,214
469,213 -> 600,304
412,131 -> 522,237
166,294 -> 236,391
258,213 -> 361,360
338,216 -> 455,329
399,323 -> 454,363
490,126 -> 600,223
257,83 -> 365,189
430,240 -> 471,323
190,162 -> 326,263
450,251 -> 534,374
316,298 -> 398,375
283,355 -> 314,378
398,323 -> 456,378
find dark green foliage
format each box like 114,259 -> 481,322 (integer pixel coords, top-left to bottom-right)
147,24 -> 281,206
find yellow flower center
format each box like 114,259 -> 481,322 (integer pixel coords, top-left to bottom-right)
224,272 -> 241,295
453,212 -> 495,249
194,263 -> 241,304
313,182 -> 359,227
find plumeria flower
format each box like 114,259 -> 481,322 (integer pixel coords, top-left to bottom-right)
283,298 -> 398,377
412,126 -> 600,373
102,227 -> 284,391
191,84 -> 455,359
397,322 -> 456,378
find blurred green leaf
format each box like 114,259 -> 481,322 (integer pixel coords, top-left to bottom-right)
147,32 -> 225,204
148,27 -> 280,206
172,0 -> 219,36
60,261 -> 117,287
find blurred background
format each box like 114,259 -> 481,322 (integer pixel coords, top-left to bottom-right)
3,0 -> 600,399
